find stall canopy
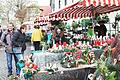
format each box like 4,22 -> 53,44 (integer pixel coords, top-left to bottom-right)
49,0 -> 120,21
34,16 -> 49,25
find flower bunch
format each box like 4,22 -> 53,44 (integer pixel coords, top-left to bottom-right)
61,52 -> 76,68
22,61 -> 40,79
61,46 -> 84,68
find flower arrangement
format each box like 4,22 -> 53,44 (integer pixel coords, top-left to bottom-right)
61,47 -> 79,68
17,55 -> 40,80
61,52 -> 76,68
22,62 -> 40,79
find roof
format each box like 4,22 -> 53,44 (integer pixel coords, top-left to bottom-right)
40,6 -> 52,16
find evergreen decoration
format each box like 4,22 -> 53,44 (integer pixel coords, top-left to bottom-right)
81,19 -> 92,27
51,20 -> 65,30
96,15 -> 109,23
102,15 -> 109,23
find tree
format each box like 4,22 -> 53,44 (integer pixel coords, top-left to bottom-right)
0,0 -> 41,26
0,0 -> 33,24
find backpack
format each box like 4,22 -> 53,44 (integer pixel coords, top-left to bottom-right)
3,33 -> 8,45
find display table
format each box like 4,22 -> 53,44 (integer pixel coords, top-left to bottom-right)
34,65 -> 96,80
32,51 -> 64,68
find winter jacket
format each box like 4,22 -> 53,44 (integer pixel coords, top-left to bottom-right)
31,29 -> 43,42
1,31 -> 14,53
12,29 -> 26,52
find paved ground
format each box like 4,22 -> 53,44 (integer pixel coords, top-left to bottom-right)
0,44 -> 31,80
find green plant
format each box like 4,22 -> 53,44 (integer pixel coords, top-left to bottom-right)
96,15 -> 109,23
81,19 -> 92,27
95,47 -> 116,80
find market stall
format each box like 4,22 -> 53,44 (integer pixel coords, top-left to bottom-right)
19,1 -> 120,80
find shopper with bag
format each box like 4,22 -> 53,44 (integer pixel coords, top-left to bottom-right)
12,24 -> 27,77
1,23 -> 15,77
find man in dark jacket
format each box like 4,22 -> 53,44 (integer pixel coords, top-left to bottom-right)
12,24 -> 27,77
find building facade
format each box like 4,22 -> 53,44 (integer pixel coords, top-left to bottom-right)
50,0 -> 80,12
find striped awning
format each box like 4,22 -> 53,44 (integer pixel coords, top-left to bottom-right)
83,0 -> 120,7
49,0 -> 120,21
34,16 -> 49,25
49,1 -> 86,20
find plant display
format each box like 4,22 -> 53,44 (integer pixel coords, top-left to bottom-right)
79,47 -> 96,65
60,47 -> 83,68
61,48 -> 77,68
94,46 -> 116,80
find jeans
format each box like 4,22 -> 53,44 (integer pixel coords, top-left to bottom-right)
6,51 -> 23,75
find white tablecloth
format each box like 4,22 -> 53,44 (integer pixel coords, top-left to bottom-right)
32,51 -> 64,68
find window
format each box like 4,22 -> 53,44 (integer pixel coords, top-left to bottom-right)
72,0 -> 74,3
65,0 -> 67,5
59,0 -> 61,8
50,0 -> 52,7
53,3 -> 55,11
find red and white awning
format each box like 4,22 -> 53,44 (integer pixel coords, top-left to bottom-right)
49,0 -> 120,21
49,1 -> 91,20
34,16 -> 49,25
82,0 -> 120,7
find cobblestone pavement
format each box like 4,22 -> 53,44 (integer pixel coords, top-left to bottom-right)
0,44 -> 31,80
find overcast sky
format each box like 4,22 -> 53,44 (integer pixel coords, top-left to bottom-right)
37,0 -> 50,6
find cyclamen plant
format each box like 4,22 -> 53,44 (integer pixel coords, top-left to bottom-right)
61,48 -> 78,68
